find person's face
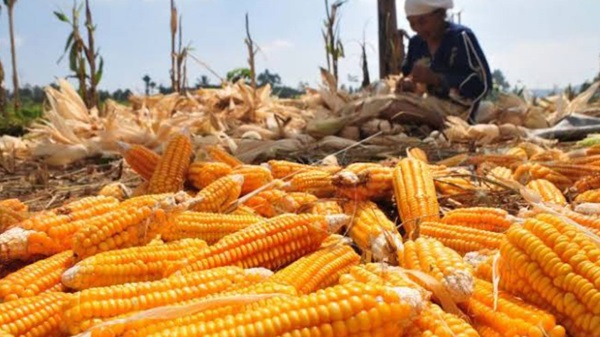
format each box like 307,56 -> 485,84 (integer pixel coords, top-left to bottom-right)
407,10 -> 445,40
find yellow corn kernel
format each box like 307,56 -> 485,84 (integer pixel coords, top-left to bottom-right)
0,292 -> 72,337
526,179 -> 567,205
190,174 -> 244,213
186,161 -> 233,190
97,182 -> 132,201
282,169 -> 336,197
309,200 -> 343,216
0,199 -> 27,212
147,133 -> 193,194
118,142 -> 161,181
161,211 -> 261,244
405,303 -> 479,337
441,207 -> 513,233
0,206 -> 27,234
513,163 -> 572,190
419,221 -> 504,255
333,163 -> 394,200
231,165 -> 273,195
203,145 -> 243,168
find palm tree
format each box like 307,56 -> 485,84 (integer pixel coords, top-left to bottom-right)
4,0 -> 19,112
142,75 -> 151,96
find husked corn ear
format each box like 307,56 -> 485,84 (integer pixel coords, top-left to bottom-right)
570,174 -> 600,195
186,161 -> 232,190
203,145 -> 243,168
338,263 -> 430,299
190,174 -> 244,213
0,206 -> 27,234
0,250 -> 73,301
574,188 -> 600,204
505,146 -> 529,160
332,163 -> 394,200
542,162 -> 600,182
118,142 -> 161,181
393,158 -> 440,236
0,199 -> 27,212
231,165 -> 273,195
513,163 -> 572,190
419,221 -> 504,255
243,189 -> 295,217
263,160 -> 338,179
435,168 -> 476,196
441,207 -> 512,233
60,266 -> 268,335
462,279 -> 566,337
0,196 -> 119,262
499,213 -> 600,336
405,303 -> 479,337
138,282 -> 424,337
169,213 -> 348,276
309,200 -> 343,215
485,166 -> 514,190
342,200 -> 404,263
97,182 -> 132,201
147,133 -> 193,194
401,238 -> 474,303
270,244 -> 360,294
407,147 -> 429,163
282,170 -> 336,197
161,211 -> 261,244
61,239 -> 208,290
463,250 -> 497,282
0,292 -> 72,337
466,154 -> 525,168
529,148 -> 567,162
526,179 -> 567,205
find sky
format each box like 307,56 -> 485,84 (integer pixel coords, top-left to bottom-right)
0,0 -> 598,94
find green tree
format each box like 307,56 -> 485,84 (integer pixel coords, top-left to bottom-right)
492,69 -> 510,91
142,75 -> 151,95
226,68 -> 252,83
257,69 -> 281,87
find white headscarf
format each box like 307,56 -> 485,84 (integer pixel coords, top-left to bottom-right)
405,0 -> 454,16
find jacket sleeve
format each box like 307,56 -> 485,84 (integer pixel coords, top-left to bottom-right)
401,38 -> 417,76
438,30 -> 492,101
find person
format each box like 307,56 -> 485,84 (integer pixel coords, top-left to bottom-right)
397,0 -> 492,124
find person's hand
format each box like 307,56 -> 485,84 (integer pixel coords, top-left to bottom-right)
411,63 -> 440,86
395,78 -> 416,93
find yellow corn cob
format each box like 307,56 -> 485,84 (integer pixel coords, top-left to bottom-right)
499,213 -> 600,336
419,221 -> 504,255
566,154 -> 600,166
569,174 -> 600,195
97,182 -> 132,201
333,163 -> 394,200
203,145 -> 243,168
543,162 -> 600,182
505,146 -> 529,160
190,174 -> 244,212
405,303 -> 480,337
168,213 -> 349,276
231,165 -> 273,195
338,263 -> 428,294
407,147 -> 429,163
0,196 -> 119,262
485,165 -> 514,191
161,211 -> 261,244
574,188 -> 600,204
61,239 -> 208,290
342,200 -> 404,262
135,282 -> 424,337
263,160 -> 337,179
393,158 -> 440,236
282,169 -> 336,197
230,205 -> 261,216
186,161 -> 233,190
118,142 -> 161,181
71,194 -> 191,260
513,163 -> 572,190
0,292 -> 72,337
466,154 -> 524,168
463,250 -> 497,282
515,141 -> 545,158
309,200 -> 343,215
435,168 -> 476,196
269,244 -> 360,294
60,266 -> 269,335
147,133 -> 193,194
526,179 -> 567,205
119,192 -> 180,208
441,207 -> 513,233
0,206 -> 27,234
462,279 -> 566,337
401,237 -> 474,303
0,199 -> 27,212
243,189 -> 295,217
529,148 -> 567,162
286,192 -> 319,211
0,250 -> 73,301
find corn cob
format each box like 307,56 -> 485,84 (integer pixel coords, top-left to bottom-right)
309,200 -> 343,215
542,162 -> 600,182
186,161 -> 233,190
161,211 -> 261,244
419,221 -> 504,255
136,282 -> 424,337
463,250 -> 497,282
189,174 -> 244,213
282,169 -> 336,197
61,239 -> 208,290
0,292 -> 72,337
118,142 -> 161,181
243,189 -> 295,217
60,266 -> 269,335
269,244 -> 360,294
569,174 -> 600,195
574,188 -> 600,204
404,302 -> 480,337
263,160 -> 338,179
119,193 -> 180,208
342,200 -> 404,262
407,147 -> 429,163
566,154 -> 600,166
485,166 -> 514,191
466,154 -> 524,168
286,192 -> 319,211
147,133 -> 193,194
393,158 -> 440,236
529,148 -> 568,162
168,213 -> 349,276
97,182 -> 132,201
513,163 -> 573,190
230,205 -> 261,216
202,145 -> 243,168
0,250 -> 73,301
441,207 -> 513,233
0,196 -> 119,262
0,199 -> 27,212
332,163 -> 394,200
400,237 -> 474,303
0,206 -> 27,234
505,146 -> 529,160
231,165 -> 273,195
526,179 -> 567,205
462,279 -> 566,337
71,194 -> 191,261
435,168 -> 476,196
498,213 -> 600,336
